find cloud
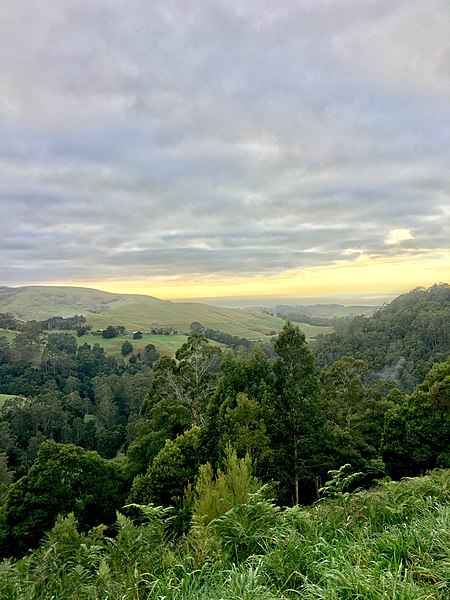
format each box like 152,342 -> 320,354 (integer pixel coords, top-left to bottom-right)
385,229 -> 414,245
0,0 -> 449,291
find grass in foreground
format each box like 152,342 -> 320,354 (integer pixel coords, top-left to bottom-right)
0,469 -> 448,599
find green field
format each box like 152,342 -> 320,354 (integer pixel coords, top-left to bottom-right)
3,321 -> 333,359
0,286 -> 334,356
85,333 -> 190,357
85,301 -> 287,339
0,394 -> 24,409
0,330 -> 17,344
0,286 -> 166,321
85,302 -> 333,341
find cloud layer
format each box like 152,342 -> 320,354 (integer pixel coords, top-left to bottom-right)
1,1 -> 449,291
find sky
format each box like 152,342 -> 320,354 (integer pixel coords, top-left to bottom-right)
1,0 -> 449,303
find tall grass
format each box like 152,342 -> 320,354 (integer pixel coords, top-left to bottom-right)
0,469 -> 448,599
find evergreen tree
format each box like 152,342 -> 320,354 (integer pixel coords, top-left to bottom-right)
270,322 -> 327,504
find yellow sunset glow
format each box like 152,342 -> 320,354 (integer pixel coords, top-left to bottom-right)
56,251 -> 450,302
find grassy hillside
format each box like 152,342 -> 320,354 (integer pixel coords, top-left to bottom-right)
0,286 -> 166,321
87,302 -> 290,340
0,286 -> 333,349
275,303 -> 377,318
87,333 -> 190,357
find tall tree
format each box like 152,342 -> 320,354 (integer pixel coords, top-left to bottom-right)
200,346 -> 275,471
271,322 -> 326,504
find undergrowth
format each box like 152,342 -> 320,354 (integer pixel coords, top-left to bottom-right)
0,469 -> 448,599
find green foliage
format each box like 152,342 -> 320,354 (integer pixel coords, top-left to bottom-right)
221,392 -> 272,466
318,463 -> 364,498
101,324 -> 125,339
120,340 -> 133,356
209,488 -> 281,563
0,453 -> 13,501
142,342 -> 160,365
201,345 -> 275,470
128,426 -> 202,532
191,446 -> 262,529
125,335 -> 222,478
270,321 -> 327,504
204,327 -> 253,350
319,356 -> 393,480
0,441 -> 127,558
314,283 -> 450,390
0,469 -> 448,599
382,357 -> 450,478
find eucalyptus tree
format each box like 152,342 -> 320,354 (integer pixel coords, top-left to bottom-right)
271,321 -> 328,504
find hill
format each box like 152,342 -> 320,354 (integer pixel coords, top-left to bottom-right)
0,286 -> 166,321
0,285 -> 331,342
85,302 -> 331,340
313,283 -> 450,389
274,303 -> 377,318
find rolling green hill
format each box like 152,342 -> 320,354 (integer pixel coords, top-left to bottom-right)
87,302 -> 294,340
0,286 -> 332,342
0,286 -> 166,321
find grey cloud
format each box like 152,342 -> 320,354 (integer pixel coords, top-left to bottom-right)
0,1 -> 449,287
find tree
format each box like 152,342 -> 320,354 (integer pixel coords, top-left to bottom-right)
102,325 -> 121,339
190,321 -> 205,334
382,357 -> 450,478
125,393 -> 191,478
41,332 -> 77,379
221,392 -> 272,469
121,341 -> 133,356
0,313 -> 21,331
319,357 -> 393,475
12,330 -> 43,365
200,346 -> 275,471
144,335 -> 221,427
271,322 -> 326,504
0,441 -> 128,558
0,337 -> 11,365
142,343 -> 160,366
0,452 -> 13,501
128,426 -> 202,532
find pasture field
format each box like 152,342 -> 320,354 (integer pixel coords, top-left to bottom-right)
85,301 -> 280,338
0,286 -> 165,321
0,286 -> 334,345
87,301 -> 296,340
0,330 -> 17,343
85,333 -> 190,357
0,394 -> 24,409
2,322 -> 333,359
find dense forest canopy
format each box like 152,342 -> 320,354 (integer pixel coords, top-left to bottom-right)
0,283 -> 448,596
313,283 -> 450,390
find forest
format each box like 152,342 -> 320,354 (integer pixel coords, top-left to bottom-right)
0,283 -> 449,598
